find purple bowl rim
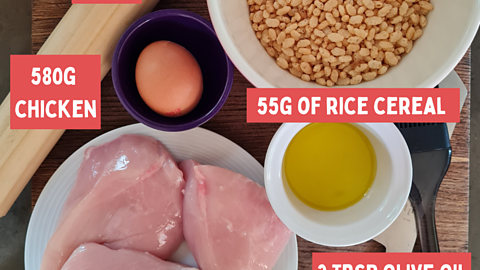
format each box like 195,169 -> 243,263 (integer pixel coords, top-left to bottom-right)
112,9 -> 234,132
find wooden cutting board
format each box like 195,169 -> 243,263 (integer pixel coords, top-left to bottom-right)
31,0 -> 470,267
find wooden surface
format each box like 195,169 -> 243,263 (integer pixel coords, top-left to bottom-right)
31,0 -> 470,267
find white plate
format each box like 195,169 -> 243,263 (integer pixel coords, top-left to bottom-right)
25,123 -> 298,270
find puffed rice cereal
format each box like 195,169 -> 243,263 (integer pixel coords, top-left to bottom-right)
248,0 -> 433,86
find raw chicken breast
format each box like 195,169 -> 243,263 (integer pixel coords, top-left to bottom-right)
41,135 -> 185,270
61,243 -> 197,270
180,160 -> 292,270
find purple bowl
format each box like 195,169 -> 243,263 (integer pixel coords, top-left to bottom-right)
112,9 -> 234,132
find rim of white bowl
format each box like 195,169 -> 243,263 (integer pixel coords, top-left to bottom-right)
206,0 -> 283,88
263,123 -> 413,247
206,0 -> 480,88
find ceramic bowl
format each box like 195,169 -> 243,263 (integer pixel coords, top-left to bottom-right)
112,9 -> 234,131
264,123 -> 412,246
206,0 -> 480,87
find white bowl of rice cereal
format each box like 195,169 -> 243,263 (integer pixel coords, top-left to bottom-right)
206,0 -> 480,87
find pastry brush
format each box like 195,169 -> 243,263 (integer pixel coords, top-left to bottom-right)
394,123 -> 452,252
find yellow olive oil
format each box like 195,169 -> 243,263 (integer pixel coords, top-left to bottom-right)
283,123 -> 377,211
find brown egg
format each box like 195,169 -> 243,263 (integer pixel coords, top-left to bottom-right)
135,41 -> 203,117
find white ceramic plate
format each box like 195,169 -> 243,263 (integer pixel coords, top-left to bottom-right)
25,124 -> 298,270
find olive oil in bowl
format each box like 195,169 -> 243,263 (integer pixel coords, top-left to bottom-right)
283,123 -> 377,211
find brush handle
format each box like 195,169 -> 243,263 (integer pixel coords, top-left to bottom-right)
410,186 -> 439,252
409,148 -> 452,252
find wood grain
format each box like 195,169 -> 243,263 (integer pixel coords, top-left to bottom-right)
31,0 -> 470,266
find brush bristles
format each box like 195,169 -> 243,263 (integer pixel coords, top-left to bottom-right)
394,123 -> 442,129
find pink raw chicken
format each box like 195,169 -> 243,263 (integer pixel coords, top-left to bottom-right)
61,243 -> 197,270
41,135 -> 185,270
180,160 -> 292,270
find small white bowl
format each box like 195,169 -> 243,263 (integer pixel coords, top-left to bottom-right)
264,123 -> 412,247
207,0 -> 480,87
